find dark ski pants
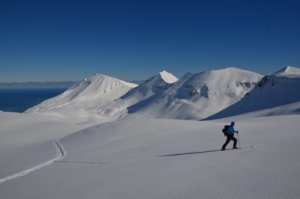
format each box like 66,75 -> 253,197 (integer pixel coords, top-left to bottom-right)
222,135 -> 237,150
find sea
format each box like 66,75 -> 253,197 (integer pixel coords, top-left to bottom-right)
0,88 -> 67,113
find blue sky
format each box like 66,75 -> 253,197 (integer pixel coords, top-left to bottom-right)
1,0 -> 299,82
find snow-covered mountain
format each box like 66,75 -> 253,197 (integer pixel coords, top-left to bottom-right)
3,68 -> 300,199
205,66 -> 300,120
25,74 -> 137,118
25,71 -> 178,121
25,68 -> 265,121
26,67 -> 300,122
117,70 -> 178,108
127,67 -> 263,120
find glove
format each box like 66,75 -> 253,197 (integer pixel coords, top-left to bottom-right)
236,131 -> 239,134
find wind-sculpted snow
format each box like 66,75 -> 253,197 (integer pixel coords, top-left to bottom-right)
206,66 -> 300,120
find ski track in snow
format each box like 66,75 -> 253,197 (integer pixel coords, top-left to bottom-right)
0,139 -> 66,184
54,146 -> 254,166
0,130 -> 252,184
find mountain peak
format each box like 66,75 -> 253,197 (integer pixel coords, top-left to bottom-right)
84,73 -> 137,88
158,70 -> 178,83
273,66 -> 300,78
26,73 -> 138,114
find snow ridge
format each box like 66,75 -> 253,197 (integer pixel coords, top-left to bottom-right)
273,66 -> 300,78
159,70 -> 178,83
120,70 -> 178,101
206,66 -> 300,119
26,74 -> 138,114
24,66 -> 300,121
127,67 -> 262,120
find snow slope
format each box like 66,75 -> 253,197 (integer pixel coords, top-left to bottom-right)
0,112 -> 95,180
25,74 -> 138,122
206,66 -> 300,120
25,71 -> 178,123
116,70 -> 178,110
121,70 -> 178,101
273,65 -> 300,78
128,67 -> 262,120
1,115 -> 300,199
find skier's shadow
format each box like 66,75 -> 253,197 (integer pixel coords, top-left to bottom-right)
158,149 -> 221,157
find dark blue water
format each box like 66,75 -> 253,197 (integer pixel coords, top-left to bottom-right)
0,88 -> 67,113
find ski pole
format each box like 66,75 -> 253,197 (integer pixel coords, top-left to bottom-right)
237,131 -> 241,149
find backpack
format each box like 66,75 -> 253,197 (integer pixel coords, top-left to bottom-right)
222,125 -> 230,136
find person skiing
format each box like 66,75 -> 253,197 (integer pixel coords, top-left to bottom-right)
222,121 -> 239,151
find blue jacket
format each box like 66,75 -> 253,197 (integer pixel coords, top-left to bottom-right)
227,125 -> 237,135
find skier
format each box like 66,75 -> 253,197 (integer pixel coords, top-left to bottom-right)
222,121 -> 239,151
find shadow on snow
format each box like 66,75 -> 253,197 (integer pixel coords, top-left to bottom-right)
158,149 -> 222,157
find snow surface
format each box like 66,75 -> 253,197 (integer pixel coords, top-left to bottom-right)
0,114 -> 300,199
1,66 -> 300,198
0,112 -> 95,180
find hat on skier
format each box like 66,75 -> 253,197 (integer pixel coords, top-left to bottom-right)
231,121 -> 235,126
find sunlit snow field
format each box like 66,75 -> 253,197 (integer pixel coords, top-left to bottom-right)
1,67 -> 300,199
0,112 -> 299,199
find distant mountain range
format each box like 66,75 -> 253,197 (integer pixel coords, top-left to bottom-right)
25,66 -> 300,121
0,81 -> 79,89
0,80 -> 146,89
